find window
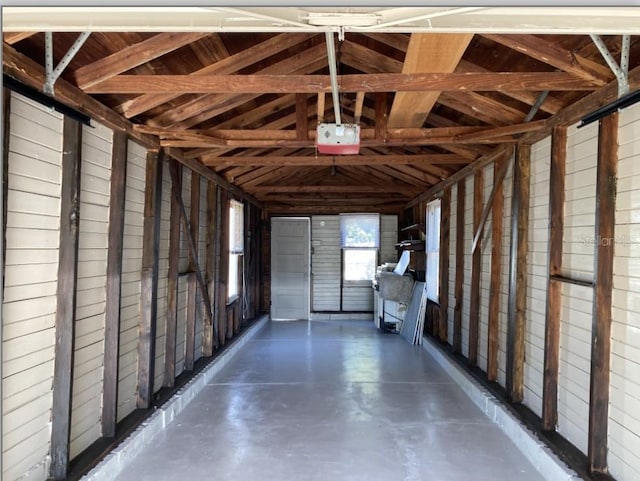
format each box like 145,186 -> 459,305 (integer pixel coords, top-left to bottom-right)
340,214 -> 380,283
425,199 -> 441,302
228,200 -> 244,301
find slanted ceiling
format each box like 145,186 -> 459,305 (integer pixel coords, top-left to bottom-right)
3,22 -> 640,214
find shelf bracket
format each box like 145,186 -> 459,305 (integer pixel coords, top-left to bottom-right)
44,31 -> 91,96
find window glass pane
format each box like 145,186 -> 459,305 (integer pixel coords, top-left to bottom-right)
425,199 -> 441,302
340,214 -> 380,248
228,253 -> 239,300
229,199 -> 244,254
344,249 -> 377,281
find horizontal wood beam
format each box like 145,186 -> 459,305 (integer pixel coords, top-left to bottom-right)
86,72 -> 599,94
202,154 -> 469,167
252,185 -> 421,194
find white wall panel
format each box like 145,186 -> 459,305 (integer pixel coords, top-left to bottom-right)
311,216 -> 341,311
521,136 -> 551,418
557,283 -> 592,454
461,174 -> 473,357
477,164 -> 493,372
563,122 -> 597,282
117,141 -> 146,421
154,160 -> 171,392
609,102 -> 640,481
2,93 -> 62,481
70,121 -> 112,459
447,185 -> 457,346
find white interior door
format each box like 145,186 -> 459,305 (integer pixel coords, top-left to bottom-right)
271,217 -> 310,320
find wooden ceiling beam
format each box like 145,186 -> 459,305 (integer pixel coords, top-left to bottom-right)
202,153 -> 470,167
213,94 -> 295,129
87,72 -> 598,94
73,32 -> 210,89
340,40 -> 403,74
121,32 -> 314,118
3,32 -> 38,44
388,34 -> 474,128
456,59 -> 563,115
369,165 -> 429,187
252,185 -> 421,194
157,44 -> 328,128
482,34 -> 613,86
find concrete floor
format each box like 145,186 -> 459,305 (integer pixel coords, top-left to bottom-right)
114,320 -> 546,481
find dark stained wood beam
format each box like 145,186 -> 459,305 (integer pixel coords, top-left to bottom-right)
86,72 -> 599,94
439,186 -> 451,342
483,34 -> 613,86
50,117 -> 82,480
102,131 -> 128,436
164,161 -> 181,387
295,93 -> 308,141
137,150 -> 164,409
341,40 -> 403,74
588,112 -> 618,473
184,172 -> 201,371
202,154 -> 469,167
375,92 -> 388,141
73,32 -> 210,89
252,185 -> 421,194
2,89 -> 10,280
217,190 -> 229,345
122,33 -> 313,118
506,144 -> 531,403
453,179 -> 466,354
487,159 -> 505,382
542,126 -> 567,431
468,169 -> 484,367
203,181 -> 218,356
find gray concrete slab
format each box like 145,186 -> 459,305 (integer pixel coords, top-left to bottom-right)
113,320 -> 548,481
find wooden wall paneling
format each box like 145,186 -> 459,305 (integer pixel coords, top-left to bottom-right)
588,113 -> 618,473
453,179 -> 466,353
50,117 -> 82,480
468,169 -> 484,366
218,190 -> 229,344
2,88 -> 9,280
487,159 -> 505,382
185,172 -> 200,371
137,150 -> 163,409
439,187 -> 451,342
102,131 -> 128,437
203,181 -> 217,356
164,160 -> 182,387
506,144 -> 531,403
542,126 -> 567,430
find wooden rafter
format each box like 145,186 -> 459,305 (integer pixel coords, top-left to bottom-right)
73,32 -> 210,89
483,34 -> 613,85
121,32 -> 314,118
388,34 -> 474,128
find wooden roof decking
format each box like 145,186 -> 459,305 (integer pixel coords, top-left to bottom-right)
4,30 -> 639,213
